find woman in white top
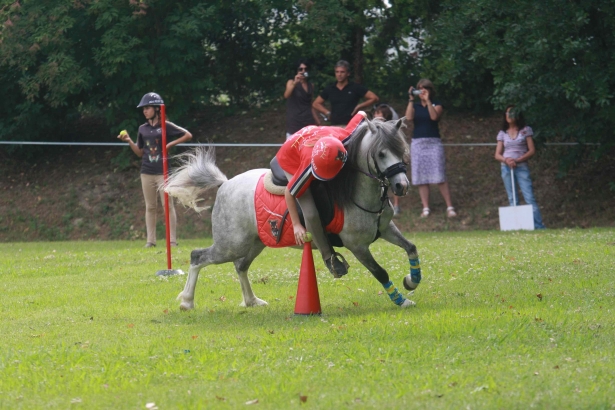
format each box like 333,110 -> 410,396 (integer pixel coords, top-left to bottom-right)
494,106 -> 546,229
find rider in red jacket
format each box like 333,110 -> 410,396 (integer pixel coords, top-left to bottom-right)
275,112 -> 366,277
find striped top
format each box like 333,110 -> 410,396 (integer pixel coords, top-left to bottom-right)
497,126 -> 533,161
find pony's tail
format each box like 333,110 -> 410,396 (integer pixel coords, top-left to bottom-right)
164,147 -> 228,212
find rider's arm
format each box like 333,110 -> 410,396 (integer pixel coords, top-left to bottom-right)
285,188 -> 306,245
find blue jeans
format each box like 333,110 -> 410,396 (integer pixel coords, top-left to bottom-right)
501,163 -> 546,229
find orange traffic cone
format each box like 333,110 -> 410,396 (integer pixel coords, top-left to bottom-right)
294,233 -> 322,315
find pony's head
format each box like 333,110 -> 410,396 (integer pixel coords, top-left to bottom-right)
352,118 -> 410,197
328,118 -> 410,208
364,118 -> 409,196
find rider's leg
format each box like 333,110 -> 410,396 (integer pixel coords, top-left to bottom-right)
296,189 -> 331,260
296,190 -> 347,276
283,170 -> 348,277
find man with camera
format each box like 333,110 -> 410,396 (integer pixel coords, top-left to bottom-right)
312,60 -> 379,126
284,59 -> 321,139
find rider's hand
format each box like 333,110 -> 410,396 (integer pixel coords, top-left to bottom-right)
117,131 -> 130,142
293,223 -> 306,246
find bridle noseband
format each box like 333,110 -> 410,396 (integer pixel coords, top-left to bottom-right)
352,151 -> 407,216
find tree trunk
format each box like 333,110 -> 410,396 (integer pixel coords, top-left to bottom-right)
352,26 -> 364,84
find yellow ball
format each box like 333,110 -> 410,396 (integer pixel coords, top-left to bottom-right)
303,232 -> 312,242
120,130 -> 128,136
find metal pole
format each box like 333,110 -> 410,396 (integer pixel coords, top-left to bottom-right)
160,105 -> 172,269
510,166 -> 516,207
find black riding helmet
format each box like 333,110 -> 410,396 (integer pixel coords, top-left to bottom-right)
137,92 -> 164,108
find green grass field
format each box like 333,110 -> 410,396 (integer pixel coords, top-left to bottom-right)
1,229 -> 614,409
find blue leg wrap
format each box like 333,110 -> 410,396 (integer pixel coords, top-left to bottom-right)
409,256 -> 421,284
383,281 -> 406,306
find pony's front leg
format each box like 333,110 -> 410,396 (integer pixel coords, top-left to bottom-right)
348,245 -> 415,308
379,221 -> 422,292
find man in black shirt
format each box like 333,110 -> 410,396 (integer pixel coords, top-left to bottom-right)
313,60 -> 379,126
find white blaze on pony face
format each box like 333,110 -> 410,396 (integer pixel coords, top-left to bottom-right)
369,132 -> 410,197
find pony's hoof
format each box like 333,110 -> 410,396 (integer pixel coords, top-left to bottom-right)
403,275 -> 419,291
178,293 -> 194,311
240,298 -> 269,307
400,299 -> 416,308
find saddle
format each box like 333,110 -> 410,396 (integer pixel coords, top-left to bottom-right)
264,157 -> 344,248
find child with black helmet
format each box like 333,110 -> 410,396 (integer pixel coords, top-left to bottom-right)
117,92 -> 193,248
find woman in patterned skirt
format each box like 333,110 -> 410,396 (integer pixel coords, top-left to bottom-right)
404,79 -> 456,218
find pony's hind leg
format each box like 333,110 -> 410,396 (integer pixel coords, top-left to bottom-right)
178,245 -> 232,311
178,264 -> 202,311
234,242 -> 267,307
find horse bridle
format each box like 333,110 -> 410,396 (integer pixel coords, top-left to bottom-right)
352,151 -> 408,216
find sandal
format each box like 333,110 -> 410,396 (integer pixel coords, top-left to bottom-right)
446,207 -> 457,218
420,208 -> 430,218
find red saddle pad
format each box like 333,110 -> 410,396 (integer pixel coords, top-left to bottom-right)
254,173 -> 344,248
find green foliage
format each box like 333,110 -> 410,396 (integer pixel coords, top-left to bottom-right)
0,0 -> 297,141
0,0 -> 428,144
423,0 -> 615,152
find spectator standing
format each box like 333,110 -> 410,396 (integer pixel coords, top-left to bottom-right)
313,60 -> 379,126
284,59 -> 320,139
117,92 -> 193,247
372,103 -> 399,121
494,106 -> 546,229
405,79 -> 456,218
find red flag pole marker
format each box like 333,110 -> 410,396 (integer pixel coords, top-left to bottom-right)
156,104 -> 184,277
294,233 -> 322,315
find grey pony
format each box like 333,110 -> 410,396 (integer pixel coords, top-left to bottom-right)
165,117 -> 422,310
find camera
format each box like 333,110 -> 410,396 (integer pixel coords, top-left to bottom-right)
410,89 -> 422,96
302,72 -> 309,77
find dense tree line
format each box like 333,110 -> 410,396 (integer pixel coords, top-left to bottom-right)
1,0 -> 613,157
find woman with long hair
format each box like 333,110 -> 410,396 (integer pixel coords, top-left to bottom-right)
494,106 -> 546,229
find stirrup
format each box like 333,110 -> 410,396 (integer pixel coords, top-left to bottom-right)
325,252 -> 349,278
420,208 -> 430,218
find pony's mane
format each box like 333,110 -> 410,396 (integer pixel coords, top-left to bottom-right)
326,118 -> 409,209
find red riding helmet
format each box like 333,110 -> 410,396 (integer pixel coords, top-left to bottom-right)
311,136 -> 348,181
